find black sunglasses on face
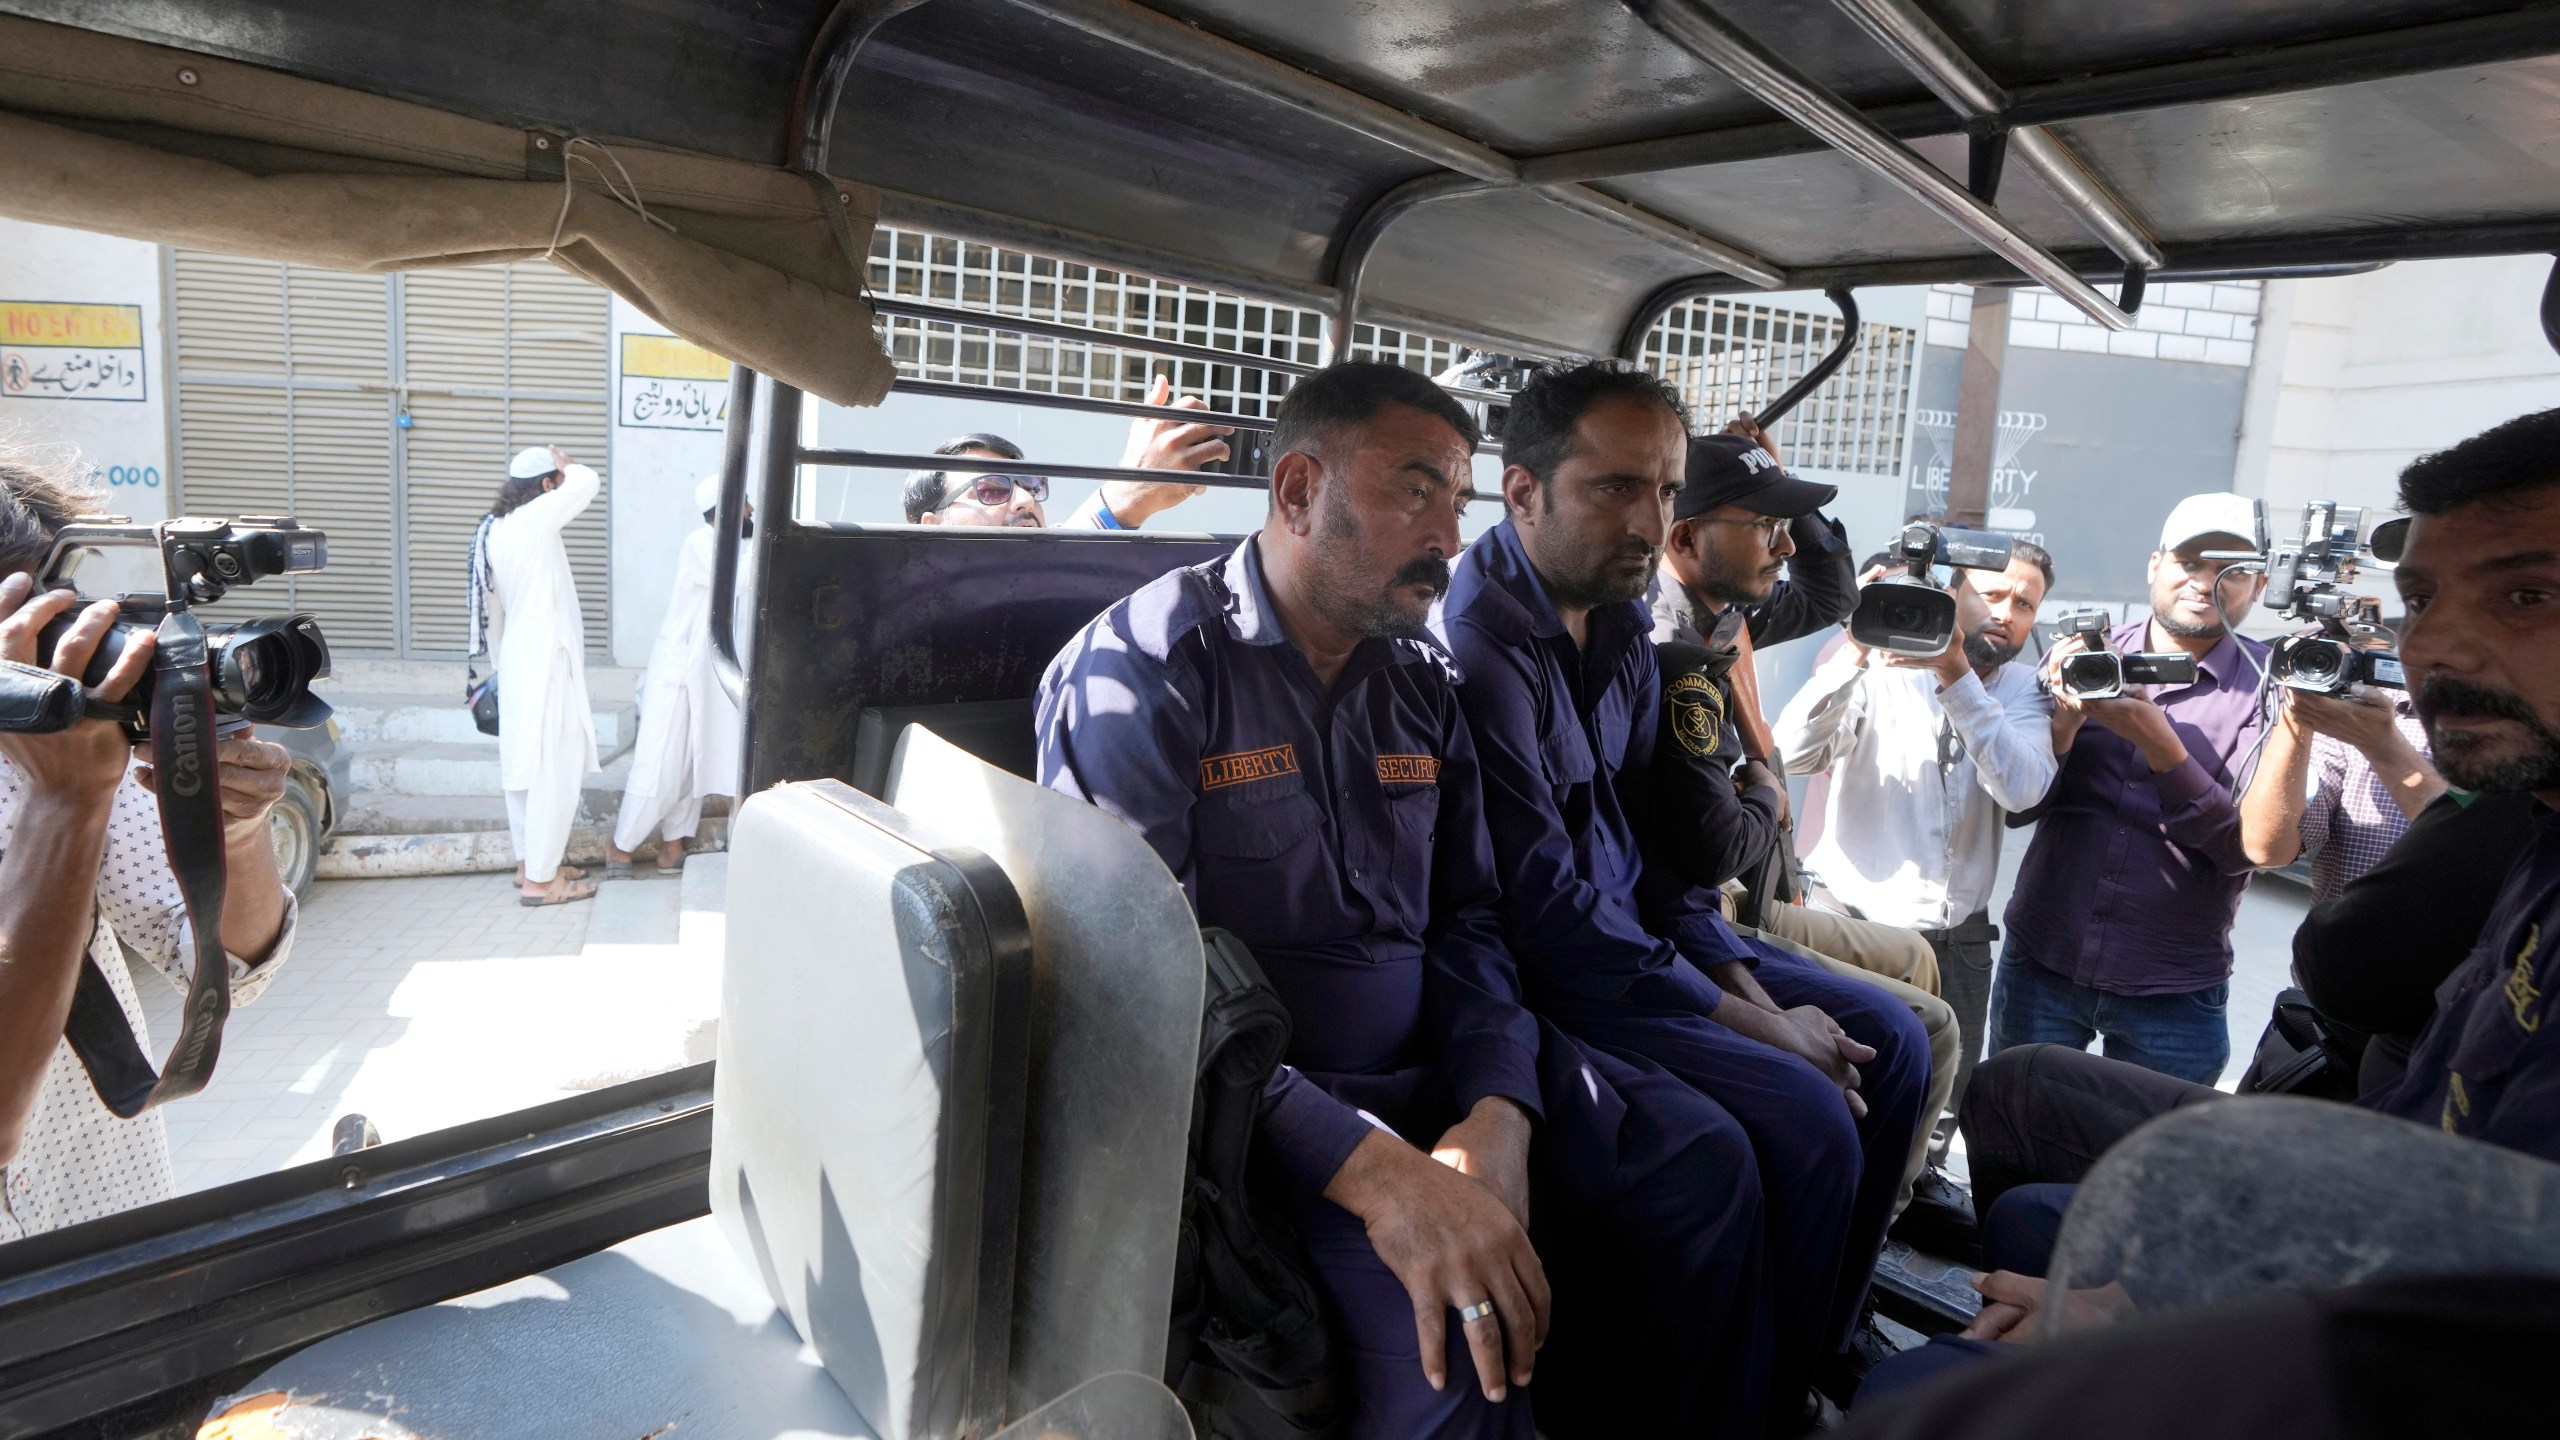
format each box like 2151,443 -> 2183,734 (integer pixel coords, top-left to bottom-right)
940,473 -> 1049,508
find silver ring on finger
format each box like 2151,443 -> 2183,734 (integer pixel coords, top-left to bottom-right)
1457,1301 -> 1495,1324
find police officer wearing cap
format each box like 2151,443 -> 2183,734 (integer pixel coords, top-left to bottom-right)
1037,362 -> 1770,1439
1637,423 -> 1966,1235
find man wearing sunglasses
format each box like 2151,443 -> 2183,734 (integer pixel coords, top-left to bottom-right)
902,376 -> 1233,529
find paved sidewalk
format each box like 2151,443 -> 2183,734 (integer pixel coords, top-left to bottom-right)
140,858 -> 726,1196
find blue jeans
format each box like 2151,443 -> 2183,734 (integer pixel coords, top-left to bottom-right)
1986,955 -> 2229,1085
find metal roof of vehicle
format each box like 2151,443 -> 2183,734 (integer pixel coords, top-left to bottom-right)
15,0 -> 2560,357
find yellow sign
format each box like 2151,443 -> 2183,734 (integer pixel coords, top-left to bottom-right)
0,301 -> 143,350
620,332 -> 730,381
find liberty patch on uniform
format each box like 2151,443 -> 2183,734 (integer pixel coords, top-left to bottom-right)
1377,754 -> 1441,784
1666,670 -> 1726,759
1201,743 -> 1298,790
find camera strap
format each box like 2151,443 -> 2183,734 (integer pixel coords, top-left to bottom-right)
61,610 -> 233,1118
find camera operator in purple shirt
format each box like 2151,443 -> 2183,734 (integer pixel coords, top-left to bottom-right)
1995,494 -> 2270,1084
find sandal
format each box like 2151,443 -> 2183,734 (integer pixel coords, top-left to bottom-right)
604,858 -> 636,880
517,863 -> 591,884
657,844 -> 687,874
519,877 -> 600,907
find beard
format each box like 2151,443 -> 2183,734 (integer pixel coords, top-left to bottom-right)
2415,676 -> 2560,792
2153,597 -> 2227,639
1308,484 -> 1447,639
1964,627 -> 2024,671
1701,566 -> 1774,610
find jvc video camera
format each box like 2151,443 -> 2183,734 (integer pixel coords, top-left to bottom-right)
2050,610 -> 2198,700
1849,520 -> 2015,657
2256,501 -> 2406,696
7,515 -> 334,739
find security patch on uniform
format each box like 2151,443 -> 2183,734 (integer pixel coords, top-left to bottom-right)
2507,923 -> 2544,1033
1377,754 -> 1441,785
1666,670 -> 1726,759
1201,743 -> 1298,790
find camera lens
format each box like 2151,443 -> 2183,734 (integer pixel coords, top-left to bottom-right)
2059,652 -> 2119,698
205,615 -> 332,726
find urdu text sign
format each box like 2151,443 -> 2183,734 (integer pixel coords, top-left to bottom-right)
619,333 -> 728,431
0,301 -> 146,402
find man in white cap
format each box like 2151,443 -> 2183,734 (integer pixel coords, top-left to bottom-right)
1989,493 -> 2269,1083
471,444 -> 602,906
606,476 -> 747,877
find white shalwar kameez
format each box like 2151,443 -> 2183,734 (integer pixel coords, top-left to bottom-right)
486,463 -> 602,884
613,521 -> 742,852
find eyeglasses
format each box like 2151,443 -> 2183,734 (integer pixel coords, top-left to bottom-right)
940,473 -> 1049,509
1696,514 -> 1790,546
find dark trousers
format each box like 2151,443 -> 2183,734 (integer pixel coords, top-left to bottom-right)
1958,1042 -> 2224,1220
1544,937 -> 1934,1426
1288,1025 -> 1767,1440
1922,913 -> 1998,1161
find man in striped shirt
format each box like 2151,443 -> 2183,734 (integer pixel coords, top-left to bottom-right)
2241,685 -> 2444,900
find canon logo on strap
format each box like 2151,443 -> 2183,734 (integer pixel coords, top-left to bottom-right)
166,701 -> 205,797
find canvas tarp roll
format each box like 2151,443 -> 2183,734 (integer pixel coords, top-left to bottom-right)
0,13 -> 894,408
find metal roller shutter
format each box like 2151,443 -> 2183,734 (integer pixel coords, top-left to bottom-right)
399,264 -> 610,658
173,254 -> 610,659
171,253 -> 400,652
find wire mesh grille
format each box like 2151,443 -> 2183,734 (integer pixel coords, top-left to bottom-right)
867,226 -> 1914,473
1637,298 -> 1916,475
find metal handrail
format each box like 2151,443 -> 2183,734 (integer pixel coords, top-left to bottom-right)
707,364 -> 758,704
798,447 -> 1492,503
893,376 -> 1279,432
1622,0 -> 2138,331
1825,0 -> 2161,272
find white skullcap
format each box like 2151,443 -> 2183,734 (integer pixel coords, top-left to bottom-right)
695,474 -> 722,514
507,446 -> 559,480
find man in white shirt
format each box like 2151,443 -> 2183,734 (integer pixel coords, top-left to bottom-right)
0,456 -> 297,1242
1773,541 -> 2058,1165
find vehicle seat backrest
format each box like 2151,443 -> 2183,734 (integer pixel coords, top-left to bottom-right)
748,526 -> 1231,796
884,726 -> 1204,1422
713,778 -> 1035,1440
2044,1098 -> 2560,1339
850,698 -> 1038,798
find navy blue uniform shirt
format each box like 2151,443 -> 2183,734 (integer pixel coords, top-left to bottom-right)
2367,802 -> 2560,1163
1036,536 -> 1545,1194
1437,521 -> 1751,1013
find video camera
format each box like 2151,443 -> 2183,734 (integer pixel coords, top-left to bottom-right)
6,515 -> 333,739
1849,520 -> 2016,657
2251,502 -> 2407,696
2048,610 -> 2198,700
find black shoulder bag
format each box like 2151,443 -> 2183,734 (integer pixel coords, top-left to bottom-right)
1167,928 -> 1342,1440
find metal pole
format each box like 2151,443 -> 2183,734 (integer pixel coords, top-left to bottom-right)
890,377 -> 1279,432
1622,0 -> 2137,329
1002,0 -> 1780,290
789,0 -> 937,171
1946,288 -> 2006,527
707,363 -> 759,702
1823,0 -> 2162,269
1328,174 -> 1489,361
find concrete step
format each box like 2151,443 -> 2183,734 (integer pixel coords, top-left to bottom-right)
336,786 -> 734,836
346,732 -> 644,799
318,813 -> 730,880
328,691 -> 637,752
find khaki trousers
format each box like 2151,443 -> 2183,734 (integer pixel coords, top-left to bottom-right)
1725,893 -> 1960,1214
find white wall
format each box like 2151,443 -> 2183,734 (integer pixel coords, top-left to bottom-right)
2238,256 -> 2560,521
607,295 -> 731,667
0,218 -> 172,591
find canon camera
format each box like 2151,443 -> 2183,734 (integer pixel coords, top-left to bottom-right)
4,515 -> 333,739
1849,520 -> 2016,657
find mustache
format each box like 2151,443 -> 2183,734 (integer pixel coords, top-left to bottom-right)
1391,555 -> 1452,596
2416,676 -> 2543,726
